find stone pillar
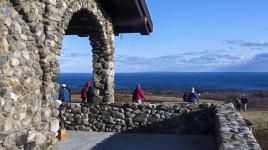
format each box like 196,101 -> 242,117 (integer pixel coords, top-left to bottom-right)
91,21 -> 115,103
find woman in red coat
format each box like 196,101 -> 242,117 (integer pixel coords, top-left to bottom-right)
81,81 -> 92,102
132,84 -> 145,104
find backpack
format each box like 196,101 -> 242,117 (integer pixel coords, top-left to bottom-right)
236,99 -> 241,104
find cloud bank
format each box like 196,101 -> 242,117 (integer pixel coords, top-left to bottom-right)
224,40 -> 268,50
220,53 -> 268,72
115,52 -> 250,72
59,47 -> 268,73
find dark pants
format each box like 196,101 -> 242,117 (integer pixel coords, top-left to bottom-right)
82,97 -> 86,103
236,104 -> 241,112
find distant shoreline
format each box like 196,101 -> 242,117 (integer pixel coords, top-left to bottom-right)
59,72 -> 268,91
70,87 -> 268,93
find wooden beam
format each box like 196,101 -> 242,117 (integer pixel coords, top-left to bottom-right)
137,0 -> 153,32
113,18 -> 145,27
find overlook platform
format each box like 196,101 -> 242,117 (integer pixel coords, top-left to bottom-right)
59,131 -> 215,150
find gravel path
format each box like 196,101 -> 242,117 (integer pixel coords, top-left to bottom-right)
59,131 -> 215,150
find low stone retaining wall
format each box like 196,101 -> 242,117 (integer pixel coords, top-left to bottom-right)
59,102 -> 215,134
215,103 -> 262,150
59,102 -> 262,150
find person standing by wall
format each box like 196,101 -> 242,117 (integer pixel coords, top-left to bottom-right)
235,98 -> 241,112
59,83 -> 71,102
183,92 -> 188,102
241,94 -> 248,112
188,87 -> 198,103
81,81 -> 95,103
132,84 -> 145,104
81,81 -> 91,102
86,82 -> 95,103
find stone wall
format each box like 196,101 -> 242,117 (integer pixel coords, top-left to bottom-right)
59,102 -> 215,134
215,103 -> 262,150
0,0 -> 114,149
59,102 -> 263,150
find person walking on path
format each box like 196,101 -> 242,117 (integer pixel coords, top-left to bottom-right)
241,94 -> 248,112
132,84 -> 145,104
188,87 -> 198,103
81,81 -> 94,103
235,98 -> 241,112
59,83 -> 71,102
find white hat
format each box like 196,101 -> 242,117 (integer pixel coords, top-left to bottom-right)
61,84 -> 67,88
191,87 -> 195,92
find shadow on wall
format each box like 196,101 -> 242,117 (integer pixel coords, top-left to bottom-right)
121,110 -> 215,135
59,103 -> 216,135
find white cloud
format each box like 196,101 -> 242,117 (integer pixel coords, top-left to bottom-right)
59,48 -> 92,73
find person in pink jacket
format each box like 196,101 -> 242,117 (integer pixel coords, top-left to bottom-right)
132,84 -> 145,104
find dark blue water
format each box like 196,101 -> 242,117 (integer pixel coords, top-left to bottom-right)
58,72 -> 268,90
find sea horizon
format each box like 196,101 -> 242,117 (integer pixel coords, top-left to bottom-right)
59,72 -> 268,90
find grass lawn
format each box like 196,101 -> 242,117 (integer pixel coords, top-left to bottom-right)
241,110 -> 268,150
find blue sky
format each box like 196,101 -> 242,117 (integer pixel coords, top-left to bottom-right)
60,0 -> 268,73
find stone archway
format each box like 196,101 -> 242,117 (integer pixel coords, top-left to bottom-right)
42,0 -> 115,104
0,0 -> 114,149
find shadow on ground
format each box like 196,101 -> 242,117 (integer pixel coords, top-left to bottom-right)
59,131 -> 215,150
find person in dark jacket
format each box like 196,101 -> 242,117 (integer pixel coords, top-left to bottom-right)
59,83 -> 71,102
86,84 -> 95,103
132,84 -> 145,104
183,92 -> 188,102
241,94 -> 248,112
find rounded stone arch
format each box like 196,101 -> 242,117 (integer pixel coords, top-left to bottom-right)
43,0 -> 115,103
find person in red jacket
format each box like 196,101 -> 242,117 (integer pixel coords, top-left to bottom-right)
81,81 -> 92,102
132,84 -> 145,104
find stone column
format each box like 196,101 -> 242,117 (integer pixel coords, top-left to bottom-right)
91,21 -> 115,103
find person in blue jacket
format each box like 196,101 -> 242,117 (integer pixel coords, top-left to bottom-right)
188,87 -> 198,103
59,83 -> 71,102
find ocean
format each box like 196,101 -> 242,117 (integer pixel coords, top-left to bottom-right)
58,72 -> 268,90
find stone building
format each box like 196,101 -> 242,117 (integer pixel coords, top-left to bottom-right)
0,0 -> 152,149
